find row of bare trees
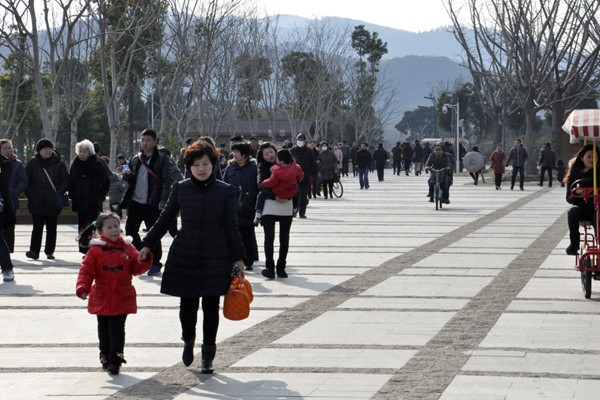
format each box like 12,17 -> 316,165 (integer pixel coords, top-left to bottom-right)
0,0 -> 396,168
447,0 -> 600,169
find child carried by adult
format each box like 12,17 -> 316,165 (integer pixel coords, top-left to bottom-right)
254,148 -> 304,226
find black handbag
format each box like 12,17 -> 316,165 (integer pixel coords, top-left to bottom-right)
43,168 -> 69,209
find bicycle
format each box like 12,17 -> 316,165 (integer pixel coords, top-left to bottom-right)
428,168 -> 447,210
332,172 -> 344,198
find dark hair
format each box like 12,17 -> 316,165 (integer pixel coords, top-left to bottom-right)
277,148 -> 293,164
78,212 -> 121,249
141,128 -> 157,140
184,139 -> 219,170
565,144 -> 600,184
557,159 -> 564,166
231,142 -> 250,158
256,142 -> 277,164
116,154 -> 126,160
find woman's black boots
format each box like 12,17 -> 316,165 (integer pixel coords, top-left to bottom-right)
182,335 -> 196,367
201,344 -> 216,374
262,260 -> 275,279
276,259 -> 288,278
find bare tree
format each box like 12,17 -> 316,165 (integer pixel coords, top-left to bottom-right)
447,0 -> 600,168
0,0 -> 93,144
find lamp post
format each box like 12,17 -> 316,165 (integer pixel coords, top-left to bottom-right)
424,95 -> 437,137
442,102 -> 460,173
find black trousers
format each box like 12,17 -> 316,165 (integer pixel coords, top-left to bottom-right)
30,214 -> 58,255
495,173 -> 503,188
342,157 -> 349,176
540,167 -> 554,186
568,205 -> 595,246
239,224 -> 258,267
376,164 -> 385,181
97,314 -> 127,357
3,222 -> 15,253
511,165 -> 525,189
296,180 -> 309,217
125,201 -> 162,264
0,216 -> 13,271
179,296 -> 220,344
262,215 -> 293,263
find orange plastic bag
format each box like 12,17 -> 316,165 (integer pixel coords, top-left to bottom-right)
223,272 -> 253,321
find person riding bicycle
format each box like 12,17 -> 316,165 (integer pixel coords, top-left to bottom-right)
564,144 -> 599,255
425,142 -> 453,204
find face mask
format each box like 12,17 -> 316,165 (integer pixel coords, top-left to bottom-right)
297,141 -> 305,147
322,146 -> 328,151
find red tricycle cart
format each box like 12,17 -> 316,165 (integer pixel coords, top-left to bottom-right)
563,109 -> 600,298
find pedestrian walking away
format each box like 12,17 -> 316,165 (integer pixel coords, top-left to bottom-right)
75,212 -> 153,375
538,142 -> 557,187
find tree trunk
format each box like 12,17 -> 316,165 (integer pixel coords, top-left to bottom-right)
524,109 -> 538,175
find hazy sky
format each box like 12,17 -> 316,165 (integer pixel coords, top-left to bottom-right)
253,0 -> 453,32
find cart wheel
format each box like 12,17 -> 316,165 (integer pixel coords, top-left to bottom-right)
582,259 -> 592,299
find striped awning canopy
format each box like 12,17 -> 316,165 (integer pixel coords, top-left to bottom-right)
562,109 -> 600,143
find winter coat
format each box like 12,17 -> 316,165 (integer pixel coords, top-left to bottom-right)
262,161 -> 304,199
120,147 -> 173,209
25,152 -> 69,216
223,159 -> 258,227
68,155 -> 110,213
141,175 -> 245,298
0,157 -> 16,226
538,147 -> 557,168
333,147 -> 343,170
317,150 -> 338,180
425,152 -> 453,171
355,149 -> 372,168
7,156 -> 28,210
413,144 -> 424,163
291,145 -> 316,183
490,150 -> 507,174
75,235 -> 153,316
257,160 -> 275,188
402,144 -> 414,164
107,173 -> 127,204
391,145 -> 402,161
373,147 -> 388,166
506,145 -> 528,167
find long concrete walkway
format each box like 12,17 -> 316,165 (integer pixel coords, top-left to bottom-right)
0,170 -> 593,399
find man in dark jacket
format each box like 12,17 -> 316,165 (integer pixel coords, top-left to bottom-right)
340,140 -> 350,177
391,142 -> 402,175
356,142 -> 372,189
506,138 -> 528,190
538,142 -> 556,187
290,133 -> 316,219
373,143 -> 388,182
413,140 -> 424,175
121,128 -> 174,275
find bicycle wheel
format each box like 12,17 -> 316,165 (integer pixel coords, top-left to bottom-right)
332,181 -> 343,198
582,258 -> 592,299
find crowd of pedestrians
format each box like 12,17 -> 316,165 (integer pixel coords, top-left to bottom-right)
0,129 -> 579,378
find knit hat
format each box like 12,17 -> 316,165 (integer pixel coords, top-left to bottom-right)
35,138 -> 54,152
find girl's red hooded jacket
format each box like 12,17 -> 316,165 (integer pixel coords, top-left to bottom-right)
76,236 -> 153,316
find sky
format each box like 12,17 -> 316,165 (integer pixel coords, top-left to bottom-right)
253,0 -> 453,32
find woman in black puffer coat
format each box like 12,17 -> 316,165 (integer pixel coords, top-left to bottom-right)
140,139 -> 245,375
25,138 -> 69,260
69,140 -> 110,254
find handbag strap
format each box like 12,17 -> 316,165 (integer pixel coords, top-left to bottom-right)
42,168 -> 58,193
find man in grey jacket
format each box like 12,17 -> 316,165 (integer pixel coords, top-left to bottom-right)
506,138 -> 528,191
538,142 -> 556,187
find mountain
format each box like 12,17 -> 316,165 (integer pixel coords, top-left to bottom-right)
273,15 -> 473,138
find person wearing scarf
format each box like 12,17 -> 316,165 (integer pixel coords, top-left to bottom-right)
490,143 -> 507,190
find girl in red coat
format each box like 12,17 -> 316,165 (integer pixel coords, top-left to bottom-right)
75,212 -> 153,375
254,148 -> 304,225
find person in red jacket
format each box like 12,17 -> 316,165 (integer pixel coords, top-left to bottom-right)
75,212 -> 153,375
254,148 -> 304,225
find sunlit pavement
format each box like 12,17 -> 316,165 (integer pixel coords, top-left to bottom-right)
2,171 -> 594,400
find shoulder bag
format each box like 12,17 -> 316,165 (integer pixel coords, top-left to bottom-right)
43,167 -> 69,208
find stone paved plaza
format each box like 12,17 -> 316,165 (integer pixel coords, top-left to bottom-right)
0,170 -> 594,399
